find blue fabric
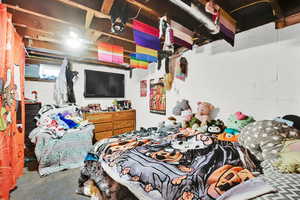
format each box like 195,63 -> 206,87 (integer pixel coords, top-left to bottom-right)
225,128 -> 240,135
133,30 -> 161,50
130,53 -> 158,63
84,153 -> 99,162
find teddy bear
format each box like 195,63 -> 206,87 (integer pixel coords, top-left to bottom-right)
195,102 -> 214,127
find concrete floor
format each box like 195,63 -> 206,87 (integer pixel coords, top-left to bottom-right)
10,167 -> 89,200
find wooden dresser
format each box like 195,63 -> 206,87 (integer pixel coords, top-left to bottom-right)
83,110 -> 136,141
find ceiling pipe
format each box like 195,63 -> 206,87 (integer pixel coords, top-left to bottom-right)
168,0 -> 220,34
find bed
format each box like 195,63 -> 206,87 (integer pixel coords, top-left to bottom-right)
77,128 -> 266,200
29,124 -> 94,176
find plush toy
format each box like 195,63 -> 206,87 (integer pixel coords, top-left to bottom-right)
172,99 -> 191,116
58,113 -> 79,129
195,102 -> 214,127
189,117 -> 201,130
158,116 -> 181,132
207,119 -> 225,135
181,109 -> 193,128
226,111 -> 255,132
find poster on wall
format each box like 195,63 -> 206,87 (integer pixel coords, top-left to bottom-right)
140,80 -> 147,97
149,77 -> 166,115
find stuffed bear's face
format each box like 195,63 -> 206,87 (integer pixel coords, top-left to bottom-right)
197,102 -> 213,115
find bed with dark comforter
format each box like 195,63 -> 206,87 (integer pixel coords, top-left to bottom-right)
77,128 -> 259,200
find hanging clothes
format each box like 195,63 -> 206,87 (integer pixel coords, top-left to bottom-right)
54,58 -> 68,105
65,61 -> 78,104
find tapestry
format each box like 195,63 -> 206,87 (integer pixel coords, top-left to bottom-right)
149,78 -> 166,115
140,80 -> 147,97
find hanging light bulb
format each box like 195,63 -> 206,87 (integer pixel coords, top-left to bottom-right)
65,31 -> 82,49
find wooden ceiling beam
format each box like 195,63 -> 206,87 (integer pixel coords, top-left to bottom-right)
4,3 -> 135,44
125,0 -> 161,19
24,39 -> 131,65
52,0 -> 133,28
276,11 -> 300,29
85,10 -> 94,29
23,35 -> 133,56
101,0 -> 115,15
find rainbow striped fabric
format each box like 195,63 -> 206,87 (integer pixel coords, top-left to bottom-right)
133,20 -> 161,51
97,42 -> 124,64
130,57 -> 149,69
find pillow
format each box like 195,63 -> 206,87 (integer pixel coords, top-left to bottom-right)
238,120 -> 300,161
273,139 -> 300,173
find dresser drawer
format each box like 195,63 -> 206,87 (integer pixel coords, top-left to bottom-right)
114,111 -> 135,121
114,127 -> 134,136
114,120 -> 135,129
85,113 -> 113,123
94,122 -> 113,132
25,103 -> 41,111
95,131 -> 113,141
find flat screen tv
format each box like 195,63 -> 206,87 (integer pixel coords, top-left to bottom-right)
84,70 -> 125,98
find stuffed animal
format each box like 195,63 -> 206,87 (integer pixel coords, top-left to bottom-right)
226,111 -> 255,132
207,119 -> 225,135
172,99 -> 191,116
158,116 -> 181,132
195,102 -> 214,127
181,109 -> 193,128
58,113 -> 79,129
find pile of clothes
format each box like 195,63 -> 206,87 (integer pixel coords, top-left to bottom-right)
32,104 -> 89,139
29,104 -> 94,176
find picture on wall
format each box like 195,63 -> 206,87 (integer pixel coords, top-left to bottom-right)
149,77 -> 166,115
140,80 -> 147,97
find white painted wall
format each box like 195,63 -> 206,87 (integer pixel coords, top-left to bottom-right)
25,63 -> 131,107
25,22 -> 300,130
129,23 -> 300,129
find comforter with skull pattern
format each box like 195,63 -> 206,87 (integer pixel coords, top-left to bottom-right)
78,128 -> 258,200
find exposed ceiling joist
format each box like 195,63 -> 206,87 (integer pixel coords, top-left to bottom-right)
101,0 -> 115,15
276,11 -> 300,29
85,10 -> 94,29
4,3 -> 135,44
23,35 -> 133,57
53,0 -> 134,28
125,0 -> 161,19
53,0 -> 109,19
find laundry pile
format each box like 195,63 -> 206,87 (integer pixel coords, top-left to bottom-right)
31,104 -> 89,139
29,104 -> 94,176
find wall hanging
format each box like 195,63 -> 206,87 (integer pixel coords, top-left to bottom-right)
140,80 -> 147,97
150,78 -> 166,115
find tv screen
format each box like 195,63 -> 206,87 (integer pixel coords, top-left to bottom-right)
84,70 -> 125,98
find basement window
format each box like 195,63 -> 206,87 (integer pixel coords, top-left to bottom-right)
25,64 -> 60,81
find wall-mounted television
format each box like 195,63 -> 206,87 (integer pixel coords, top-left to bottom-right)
84,70 -> 125,98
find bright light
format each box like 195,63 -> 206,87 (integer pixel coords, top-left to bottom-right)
64,30 -> 82,49
69,31 -> 78,39
65,38 -> 81,49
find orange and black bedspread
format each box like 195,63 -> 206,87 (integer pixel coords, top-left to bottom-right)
78,128 -> 258,200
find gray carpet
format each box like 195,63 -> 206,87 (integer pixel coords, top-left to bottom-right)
10,168 -> 89,200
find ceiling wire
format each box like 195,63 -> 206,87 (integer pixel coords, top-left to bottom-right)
230,0 -> 272,14
129,7 -> 142,20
